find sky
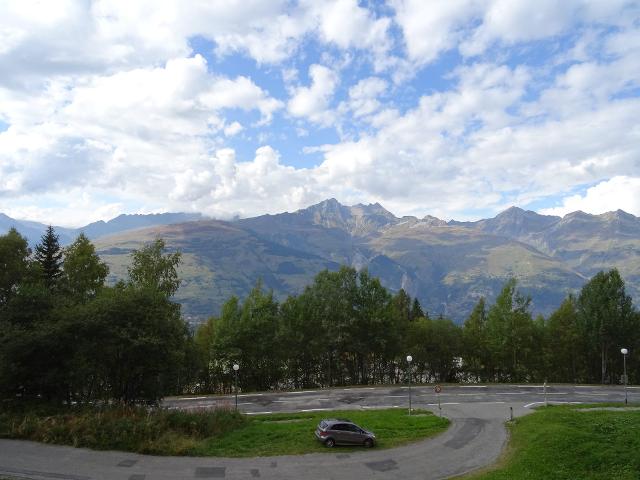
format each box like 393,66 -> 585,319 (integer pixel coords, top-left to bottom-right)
1,0 -> 639,227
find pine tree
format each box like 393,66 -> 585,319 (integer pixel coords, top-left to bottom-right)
34,225 -> 63,289
411,298 -> 426,320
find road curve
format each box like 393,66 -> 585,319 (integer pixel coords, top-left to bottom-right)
1,384 -> 637,480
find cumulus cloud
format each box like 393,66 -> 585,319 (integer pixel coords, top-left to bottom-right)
460,0 -> 578,56
287,64 -> 339,125
0,53 -> 282,216
167,147 -> 323,219
391,0 -> 480,65
343,77 -> 388,118
540,177 -> 640,217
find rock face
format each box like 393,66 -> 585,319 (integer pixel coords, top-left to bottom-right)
5,201 -> 640,323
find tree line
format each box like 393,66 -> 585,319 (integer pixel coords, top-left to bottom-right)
1,227 -> 639,405
194,268 -> 640,393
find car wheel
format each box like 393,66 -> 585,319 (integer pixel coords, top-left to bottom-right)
363,438 -> 374,448
325,438 -> 336,448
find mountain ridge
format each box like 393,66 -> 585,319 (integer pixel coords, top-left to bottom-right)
4,200 -> 639,324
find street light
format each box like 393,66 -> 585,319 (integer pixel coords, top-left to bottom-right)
407,355 -> 413,415
233,363 -> 240,410
621,348 -> 628,405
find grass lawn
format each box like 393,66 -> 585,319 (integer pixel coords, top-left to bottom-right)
0,405 -> 448,457
190,409 -> 449,456
462,404 -> 640,480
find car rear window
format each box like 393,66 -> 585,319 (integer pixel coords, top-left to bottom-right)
319,421 -> 329,429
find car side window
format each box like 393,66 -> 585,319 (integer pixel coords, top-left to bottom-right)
332,424 -> 346,431
345,424 -> 360,432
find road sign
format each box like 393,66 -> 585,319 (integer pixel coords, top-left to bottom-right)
435,385 -> 442,394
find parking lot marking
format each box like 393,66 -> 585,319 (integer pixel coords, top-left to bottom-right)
524,401 -> 582,408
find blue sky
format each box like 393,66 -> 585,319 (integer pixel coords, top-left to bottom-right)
0,0 -> 639,226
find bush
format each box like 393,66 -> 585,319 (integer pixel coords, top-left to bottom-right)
0,403 -> 246,455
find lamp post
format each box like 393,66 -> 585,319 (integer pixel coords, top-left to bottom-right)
233,363 -> 240,410
621,348 -> 628,405
407,355 -> 413,415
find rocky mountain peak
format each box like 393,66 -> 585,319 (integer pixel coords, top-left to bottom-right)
601,209 -> 637,222
477,206 -> 560,237
421,215 -> 447,226
294,198 -> 397,236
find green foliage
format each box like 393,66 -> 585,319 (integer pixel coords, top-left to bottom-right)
407,315 -> 463,382
33,225 -> 63,290
465,405 -> 640,480
486,279 -> 536,382
576,269 -> 638,384
61,233 -> 109,302
543,296 -> 581,383
462,298 -> 491,381
73,285 -> 189,403
0,404 -> 246,455
0,228 -> 30,306
128,238 -> 181,298
411,297 -> 426,320
0,236 -> 192,405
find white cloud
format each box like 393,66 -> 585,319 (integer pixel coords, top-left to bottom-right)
344,77 -> 388,118
1,0 -> 640,227
168,146 -> 322,219
391,0 -> 480,65
540,177 -> 640,217
312,0 -> 393,69
0,54 -> 282,214
224,122 -> 243,137
460,0 -> 578,56
392,0 -> 638,64
287,64 -> 339,125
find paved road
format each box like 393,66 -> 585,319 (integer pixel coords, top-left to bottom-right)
1,384 -> 637,480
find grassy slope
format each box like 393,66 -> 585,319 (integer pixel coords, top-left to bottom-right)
463,405 -> 640,480
191,409 -> 449,457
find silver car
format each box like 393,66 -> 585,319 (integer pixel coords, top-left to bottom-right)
315,419 -> 376,448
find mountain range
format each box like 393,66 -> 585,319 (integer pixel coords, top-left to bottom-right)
2,200 -> 639,324
0,212 -> 202,246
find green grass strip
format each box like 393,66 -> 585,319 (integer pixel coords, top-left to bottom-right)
463,404 -> 640,480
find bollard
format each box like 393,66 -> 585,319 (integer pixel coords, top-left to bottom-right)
510,406 -> 513,421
